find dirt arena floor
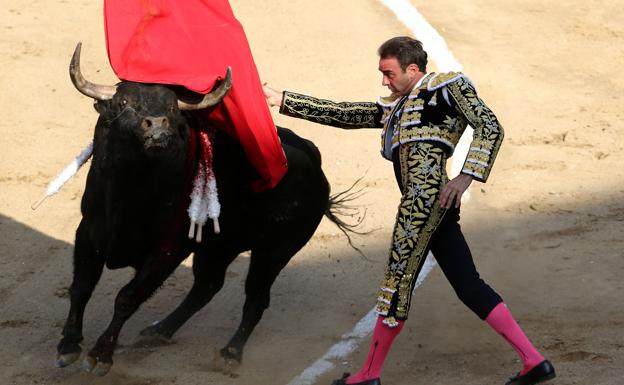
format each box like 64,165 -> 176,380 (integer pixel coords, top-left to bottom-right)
1,0 -> 623,384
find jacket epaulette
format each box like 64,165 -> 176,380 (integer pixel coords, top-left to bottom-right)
426,71 -> 469,91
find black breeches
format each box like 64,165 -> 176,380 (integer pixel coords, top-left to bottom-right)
430,207 -> 502,320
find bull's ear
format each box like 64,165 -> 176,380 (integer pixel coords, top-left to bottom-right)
93,100 -> 110,114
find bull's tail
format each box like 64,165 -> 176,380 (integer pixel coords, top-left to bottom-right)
325,176 -> 371,258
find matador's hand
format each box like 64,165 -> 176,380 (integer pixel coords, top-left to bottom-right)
439,173 -> 473,209
262,83 -> 283,108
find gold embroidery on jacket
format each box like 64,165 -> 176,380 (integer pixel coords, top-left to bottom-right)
379,72 -> 472,159
446,77 -> 504,182
426,71 -> 462,90
281,91 -> 380,128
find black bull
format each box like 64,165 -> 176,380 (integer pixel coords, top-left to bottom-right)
56,44 -> 359,376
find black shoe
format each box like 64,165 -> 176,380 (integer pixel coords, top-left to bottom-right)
331,373 -> 381,385
505,360 -> 556,385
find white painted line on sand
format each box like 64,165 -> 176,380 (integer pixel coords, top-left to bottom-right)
287,2 -> 469,384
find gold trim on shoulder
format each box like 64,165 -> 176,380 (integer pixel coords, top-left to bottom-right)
378,95 -> 400,107
426,71 -> 467,91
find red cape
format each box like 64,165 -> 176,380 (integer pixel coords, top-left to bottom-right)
104,0 -> 287,191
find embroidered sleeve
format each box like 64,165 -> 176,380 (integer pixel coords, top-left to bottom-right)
279,91 -> 383,129
446,77 -> 504,182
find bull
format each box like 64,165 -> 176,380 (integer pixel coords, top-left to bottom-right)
55,43 -> 358,376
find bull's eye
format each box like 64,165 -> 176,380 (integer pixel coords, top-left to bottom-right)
119,99 -> 128,108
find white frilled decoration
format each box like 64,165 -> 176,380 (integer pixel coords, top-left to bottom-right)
31,142 -> 94,210
187,130 -> 221,243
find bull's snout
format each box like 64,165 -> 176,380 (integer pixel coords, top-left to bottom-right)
142,116 -> 170,132
142,116 -> 173,150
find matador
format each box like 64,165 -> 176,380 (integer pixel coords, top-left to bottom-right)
264,36 -> 555,385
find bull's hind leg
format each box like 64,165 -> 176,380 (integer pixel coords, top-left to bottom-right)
57,221 -> 105,368
82,253 -> 183,376
216,245 -> 299,371
138,246 -> 239,341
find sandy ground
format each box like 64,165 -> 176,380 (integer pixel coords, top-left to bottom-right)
1,0 -> 623,384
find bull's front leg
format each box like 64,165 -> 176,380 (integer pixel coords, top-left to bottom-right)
83,254 -> 181,376
216,248 -> 293,373
57,221 -> 105,368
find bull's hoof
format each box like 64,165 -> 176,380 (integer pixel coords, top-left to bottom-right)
56,338 -> 82,368
92,362 -> 112,377
82,355 -> 96,372
135,322 -> 173,347
208,348 -> 241,374
82,355 -> 112,376
55,352 -> 80,368
139,321 -> 164,337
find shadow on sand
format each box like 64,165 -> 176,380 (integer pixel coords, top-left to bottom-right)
1,191 -> 623,384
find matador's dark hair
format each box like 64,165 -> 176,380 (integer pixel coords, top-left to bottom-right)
378,36 -> 428,73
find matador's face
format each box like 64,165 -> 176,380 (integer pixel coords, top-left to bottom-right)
378,56 -> 423,98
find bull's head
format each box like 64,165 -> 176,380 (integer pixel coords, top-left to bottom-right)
69,43 -> 232,153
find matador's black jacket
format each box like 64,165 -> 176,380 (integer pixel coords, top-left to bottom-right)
279,72 -> 504,183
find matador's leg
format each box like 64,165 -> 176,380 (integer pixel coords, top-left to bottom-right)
343,142 -> 450,385
376,141 -> 449,326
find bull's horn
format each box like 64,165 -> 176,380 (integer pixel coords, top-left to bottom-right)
70,42 -> 117,100
178,67 -> 232,110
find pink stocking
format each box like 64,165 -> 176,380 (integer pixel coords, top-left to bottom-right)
485,302 -> 544,375
347,316 -> 404,383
